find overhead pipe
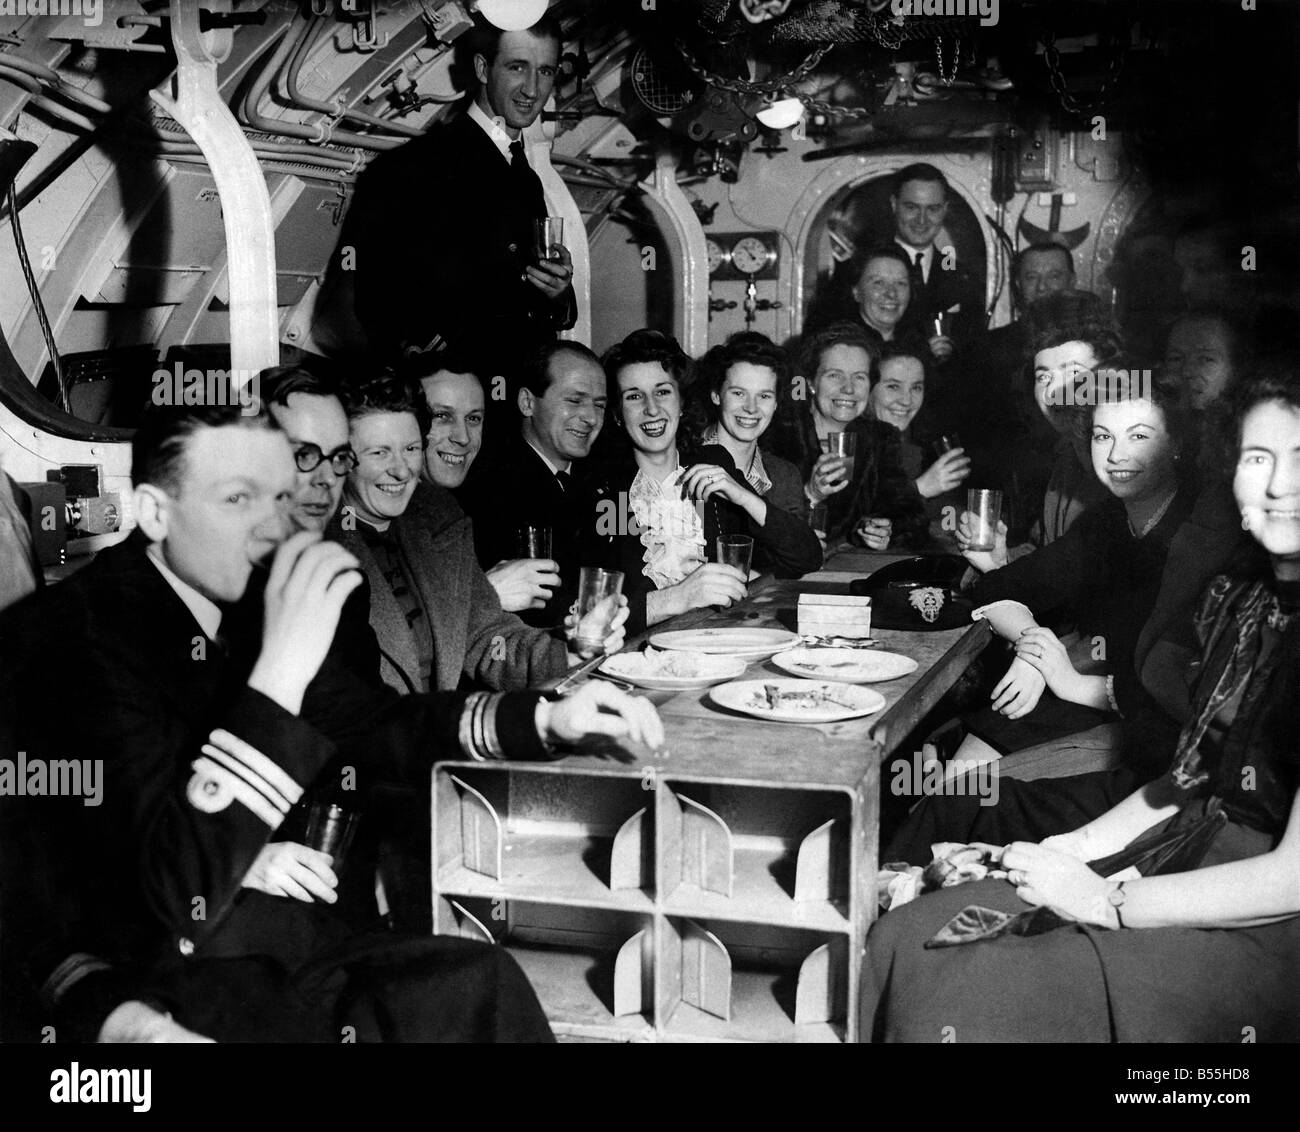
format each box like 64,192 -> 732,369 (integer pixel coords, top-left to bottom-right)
283,15 -> 423,138
239,19 -> 402,152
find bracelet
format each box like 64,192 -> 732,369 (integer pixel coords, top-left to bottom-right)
1105,673 -> 1122,715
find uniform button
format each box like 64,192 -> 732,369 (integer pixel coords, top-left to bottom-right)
178,937 -> 195,957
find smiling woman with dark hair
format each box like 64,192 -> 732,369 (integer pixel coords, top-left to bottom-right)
865,358 -> 1300,1043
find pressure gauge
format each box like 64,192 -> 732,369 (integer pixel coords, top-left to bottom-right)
706,237 -> 730,275
731,234 -> 775,276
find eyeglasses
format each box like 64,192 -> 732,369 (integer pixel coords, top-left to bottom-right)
293,443 -> 358,475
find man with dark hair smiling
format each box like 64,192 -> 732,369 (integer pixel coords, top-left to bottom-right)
0,390 -> 661,1042
460,341 -> 608,627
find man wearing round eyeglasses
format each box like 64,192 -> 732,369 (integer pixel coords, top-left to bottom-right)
262,367 -> 358,534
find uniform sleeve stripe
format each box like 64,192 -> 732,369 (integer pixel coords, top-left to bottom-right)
200,744 -> 290,817
192,756 -> 285,828
207,728 -> 303,806
41,952 -> 112,1008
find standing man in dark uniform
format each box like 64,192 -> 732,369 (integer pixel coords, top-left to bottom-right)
886,162 -> 985,356
348,14 -> 576,402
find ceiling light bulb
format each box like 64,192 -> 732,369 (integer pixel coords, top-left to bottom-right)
756,97 -> 805,131
474,0 -> 548,32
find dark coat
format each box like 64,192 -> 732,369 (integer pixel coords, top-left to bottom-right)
761,405 -> 928,550
457,438 -> 601,629
330,482 -> 569,693
0,532 -> 550,1040
347,111 -> 575,376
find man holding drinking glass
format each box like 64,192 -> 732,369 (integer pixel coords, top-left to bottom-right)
347,13 -> 576,395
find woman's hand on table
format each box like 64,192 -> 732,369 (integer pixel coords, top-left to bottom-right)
672,563 -> 748,613
542,681 -> 665,751
564,594 -> 628,661
853,516 -> 892,550
916,448 -> 970,499
1039,828 -> 1095,862
486,558 -> 560,611
806,453 -> 852,505
990,655 -> 1045,718
1014,627 -> 1081,699
955,511 -> 1008,573
1001,841 -> 1116,927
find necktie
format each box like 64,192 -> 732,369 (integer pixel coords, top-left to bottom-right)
913,249 -> 927,286
509,139 -> 546,221
555,469 -> 571,493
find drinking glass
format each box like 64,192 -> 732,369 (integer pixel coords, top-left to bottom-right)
533,217 -> 565,263
825,430 -> 857,481
517,524 -> 553,559
304,801 -> 359,865
572,567 -> 624,659
715,534 -> 754,578
966,489 -> 1003,552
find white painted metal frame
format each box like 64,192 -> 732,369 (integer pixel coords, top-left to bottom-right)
637,152 -> 709,358
151,0 -> 278,385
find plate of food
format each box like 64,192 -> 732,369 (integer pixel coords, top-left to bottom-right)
771,647 -> 918,684
647,627 -> 800,659
709,679 -> 887,723
599,647 -> 747,691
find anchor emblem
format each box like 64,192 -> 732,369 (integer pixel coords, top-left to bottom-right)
1018,191 -> 1091,251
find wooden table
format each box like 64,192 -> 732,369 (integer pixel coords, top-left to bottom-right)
431,546 -> 990,1042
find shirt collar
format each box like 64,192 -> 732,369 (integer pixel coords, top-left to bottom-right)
146,544 -> 223,642
467,99 -> 514,163
895,238 -> 932,271
523,436 -> 571,476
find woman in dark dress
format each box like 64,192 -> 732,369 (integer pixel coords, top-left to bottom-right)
686,331 -> 823,570
865,359 -> 1300,1042
762,321 -> 927,550
947,363 -> 1192,778
866,344 -> 971,530
594,330 -> 818,636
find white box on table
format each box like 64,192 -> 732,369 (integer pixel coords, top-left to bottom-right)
797,593 -> 872,638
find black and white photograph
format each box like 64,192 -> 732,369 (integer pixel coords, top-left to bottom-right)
0,0 -> 1296,1107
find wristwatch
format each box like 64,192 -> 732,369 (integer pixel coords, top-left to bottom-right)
1107,881 -> 1128,929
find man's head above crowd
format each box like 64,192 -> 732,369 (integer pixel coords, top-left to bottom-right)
1013,242 -> 1076,310
890,162 -> 951,252
468,13 -> 563,137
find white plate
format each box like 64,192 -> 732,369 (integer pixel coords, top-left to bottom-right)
599,651 -> 747,691
771,648 -> 918,684
709,678 -> 887,723
648,628 -> 800,659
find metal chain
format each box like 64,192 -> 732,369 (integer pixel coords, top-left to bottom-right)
1041,28 -> 1127,116
674,38 -> 832,97
935,32 -> 960,85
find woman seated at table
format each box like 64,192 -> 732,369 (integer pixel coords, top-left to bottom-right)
866,344 -> 971,527
972,290 -> 1120,568
331,369 -> 623,694
948,363 -> 1193,782
763,321 -> 927,551
865,360 -> 1300,1042
596,329 -> 814,636
685,331 -> 823,569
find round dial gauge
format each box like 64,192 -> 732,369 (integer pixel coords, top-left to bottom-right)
731,235 -> 772,275
706,237 -> 729,275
